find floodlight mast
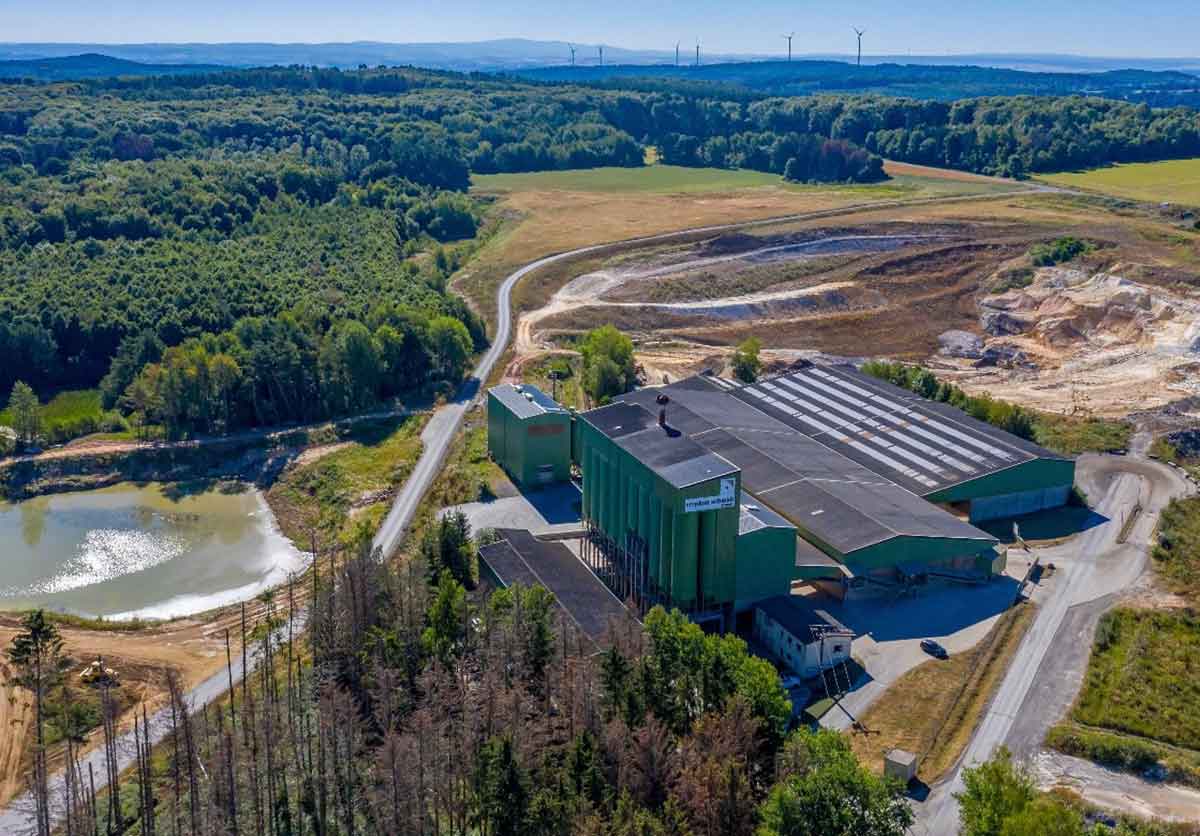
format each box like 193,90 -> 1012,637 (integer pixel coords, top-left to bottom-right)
782,32 -> 794,62
853,27 -> 865,67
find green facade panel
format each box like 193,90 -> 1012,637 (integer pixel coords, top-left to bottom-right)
843,535 -> 999,577
924,458 -> 1075,504
735,526 -> 800,608
487,387 -> 571,488
575,416 -> 741,611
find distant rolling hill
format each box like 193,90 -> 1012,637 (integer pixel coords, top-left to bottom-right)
515,60 -> 1200,104
0,53 -> 227,81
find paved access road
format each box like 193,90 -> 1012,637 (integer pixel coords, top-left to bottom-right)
915,452 -> 1191,834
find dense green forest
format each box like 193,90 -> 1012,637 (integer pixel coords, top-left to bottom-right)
2,65 -> 1199,422
519,60 -> 1200,106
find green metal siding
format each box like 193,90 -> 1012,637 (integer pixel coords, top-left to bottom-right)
487,390 -> 571,487
735,526 -> 799,608
924,458 -> 1075,504
575,416 -> 741,611
842,535 -> 998,576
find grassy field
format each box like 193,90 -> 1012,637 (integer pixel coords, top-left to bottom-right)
1071,609 -> 1200,751
850,601 -> 1036,783
1039,159 -> 1200,206
473,165 -> 791,193
473,162 -> 1019,198
0,388 -> 127,445
1048,607 -> 1200,786
266,414 -> 427,547
459,161 -> 1025,328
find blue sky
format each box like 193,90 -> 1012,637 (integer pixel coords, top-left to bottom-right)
5,0 -> 1198,57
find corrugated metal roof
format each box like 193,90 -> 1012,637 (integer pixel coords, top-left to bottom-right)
613,374 -> 999,555
734,364 -> 1069,496
489,383 -> 567,420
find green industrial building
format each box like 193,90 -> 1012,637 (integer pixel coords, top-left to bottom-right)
489,362 -> 1075,625
487,383 -> 572,488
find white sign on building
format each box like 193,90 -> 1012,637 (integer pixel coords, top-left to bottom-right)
684,477 -> 737,513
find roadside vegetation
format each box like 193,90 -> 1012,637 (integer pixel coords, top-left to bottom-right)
1047,608 -> 1200,788
521,355 -> 585,410
265,414 -> 427,548
862,360 -> 1132,455
957,747 -> 1196,835
1151,496 -> 1200,602
850,601 -> 1036,784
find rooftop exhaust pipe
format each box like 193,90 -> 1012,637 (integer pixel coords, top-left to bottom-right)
656,393 -> 670,428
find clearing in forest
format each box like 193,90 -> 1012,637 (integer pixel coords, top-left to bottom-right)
1039,158 -> 1200,205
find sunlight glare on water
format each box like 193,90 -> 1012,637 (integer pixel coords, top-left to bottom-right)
16,528 -> 188,596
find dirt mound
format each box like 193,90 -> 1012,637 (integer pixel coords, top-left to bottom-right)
939,330 -> 984,359
697,232 -> 767,256
982,311 -> 1034,336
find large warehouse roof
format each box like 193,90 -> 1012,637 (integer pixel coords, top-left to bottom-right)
616,375 -> 994,555
728,364 -> 1069,497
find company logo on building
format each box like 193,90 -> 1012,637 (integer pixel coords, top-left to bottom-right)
684,477 -> 737,513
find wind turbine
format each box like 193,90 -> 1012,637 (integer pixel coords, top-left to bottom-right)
568,43 -> 576,67
598,44 -> 604,66
675,41 -> 681,67
782,32 -> 794,62
853,27 -> 865,67
695,38 -> 701,67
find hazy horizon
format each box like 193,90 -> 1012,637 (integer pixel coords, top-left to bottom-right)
5,1 -> 1199,59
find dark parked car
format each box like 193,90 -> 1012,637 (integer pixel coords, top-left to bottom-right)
920,639 -> 949,659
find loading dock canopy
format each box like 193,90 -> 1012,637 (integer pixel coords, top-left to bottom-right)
585,401 -> 739,490
732,364 -> 1069,497
490,383 -> 569,420
617,375 -> 994,554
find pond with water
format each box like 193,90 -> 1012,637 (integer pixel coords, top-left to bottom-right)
0,482 -> 307,620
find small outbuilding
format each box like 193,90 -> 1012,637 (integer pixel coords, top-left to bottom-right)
884,749 -> 919,785
487,384 -> 571,488
753,594 -> 854,679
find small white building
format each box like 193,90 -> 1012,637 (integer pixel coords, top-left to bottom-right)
753,595 -> 854,679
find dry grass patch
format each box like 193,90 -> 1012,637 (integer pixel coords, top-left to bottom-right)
850,600 -> 1037,783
